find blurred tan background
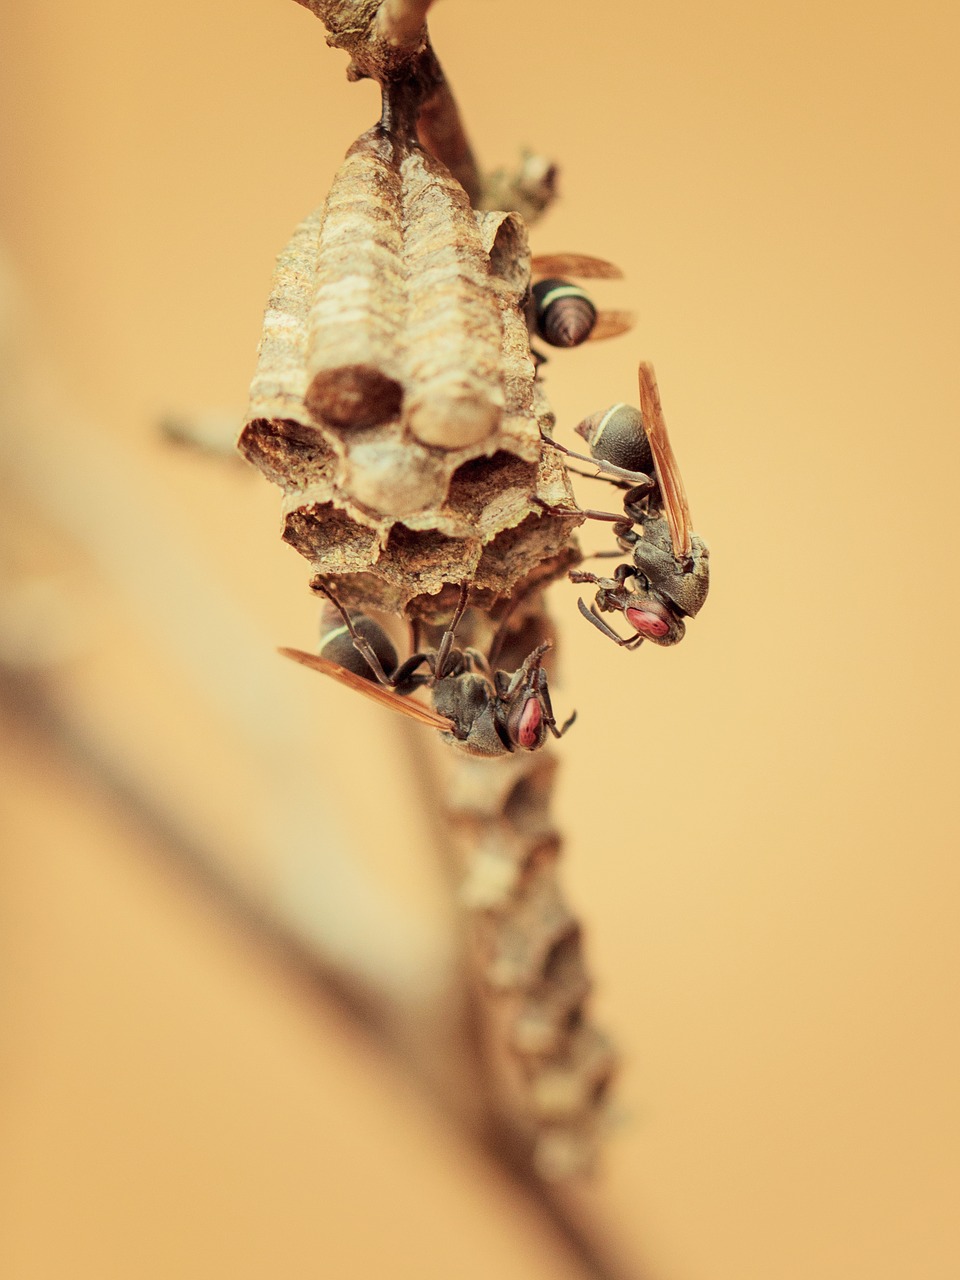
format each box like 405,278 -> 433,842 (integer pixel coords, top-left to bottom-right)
1,0 -> 958,1277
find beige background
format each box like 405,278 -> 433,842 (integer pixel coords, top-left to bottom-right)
1,1 -> 958,1277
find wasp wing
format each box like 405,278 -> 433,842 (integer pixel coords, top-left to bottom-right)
637,361 -> 693,561
531,253 -> 624,280
588,309 -> 637,341
279,648 -> 457,732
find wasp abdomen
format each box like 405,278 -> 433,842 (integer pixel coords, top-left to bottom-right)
575,402 -> 654,474
532,278 -> 597,348
318,605 -> 399,681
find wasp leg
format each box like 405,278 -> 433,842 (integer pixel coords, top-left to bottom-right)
533,495 -> 633,532
562,463 -> 627,485
531,496 -> 582,520
487,583 -> 538,669
313,581 -> 402,687
533,496 -> 631,534
580,507 -> 635,527
564,463 -> 653,494
580,548 -> 627,562
390,652 -> 433,689
462,646 -> 491,677
576,596 -> 643,648
408,615 -> 422,657
433,582 -> 470,678
611,562 -> 649,589
536,670 -> 576,739
539,428 -> 656,489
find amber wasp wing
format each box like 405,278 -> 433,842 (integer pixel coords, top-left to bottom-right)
278,648 -> 457,733
530,253 -> 624,280
637,360 -> 694,562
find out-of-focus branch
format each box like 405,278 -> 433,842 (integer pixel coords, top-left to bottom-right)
1,665 -> 643,1280
0,667 -> 393,1033
0,250 -> 445,1015
159,408 -> 250,460
479,150 -> 560,225
0,229 -> 644,1280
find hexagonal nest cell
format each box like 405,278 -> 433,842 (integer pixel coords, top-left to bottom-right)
282,498 -> 380,572
378,523 -> 479,598
445,450 -> 539,524
240,418 -> 338,493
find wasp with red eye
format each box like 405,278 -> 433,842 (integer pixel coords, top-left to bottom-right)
528,253 -> 636,354
539,361 -> 709,648
280,583 -> 576,757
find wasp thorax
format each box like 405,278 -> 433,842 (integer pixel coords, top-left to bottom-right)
532,278 -> 597,348
631,525 -> 711,620
433,673 -> 507,758
575,403 -> 653,474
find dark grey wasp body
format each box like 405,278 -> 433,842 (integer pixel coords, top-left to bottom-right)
531,277 -> 598,348
541,367 -> 710,649
306,587 -> 575,757
569,494 -> 710,649
576,403 -> 652,474
429,648 -> 567,758
526,253 -> 635,357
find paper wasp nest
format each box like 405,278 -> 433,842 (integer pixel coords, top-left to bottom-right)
239,127 -> 582,621
241,119 -> 610,1174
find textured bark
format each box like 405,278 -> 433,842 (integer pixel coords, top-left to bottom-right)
239,0 -> 615,1177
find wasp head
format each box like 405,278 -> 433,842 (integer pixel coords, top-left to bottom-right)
431,643 -> 574,757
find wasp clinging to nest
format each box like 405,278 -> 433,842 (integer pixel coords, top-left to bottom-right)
540,361 -> 710,648
281,584 -> 575,757
528,252 -> 636,356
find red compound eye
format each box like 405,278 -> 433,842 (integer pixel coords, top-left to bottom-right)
625,605 -> 671,638
517,696 -> 542,748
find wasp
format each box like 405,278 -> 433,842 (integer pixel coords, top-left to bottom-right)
529,253 -> 636,351
280,584 -> 575,757
540,361 -> 709,648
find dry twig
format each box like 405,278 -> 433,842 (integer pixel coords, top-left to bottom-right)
239,0 -> 618,1176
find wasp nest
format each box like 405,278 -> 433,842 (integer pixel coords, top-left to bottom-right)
239,127 -> 581,621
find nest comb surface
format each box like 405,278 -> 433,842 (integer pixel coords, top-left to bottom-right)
240,128 -> 581,621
